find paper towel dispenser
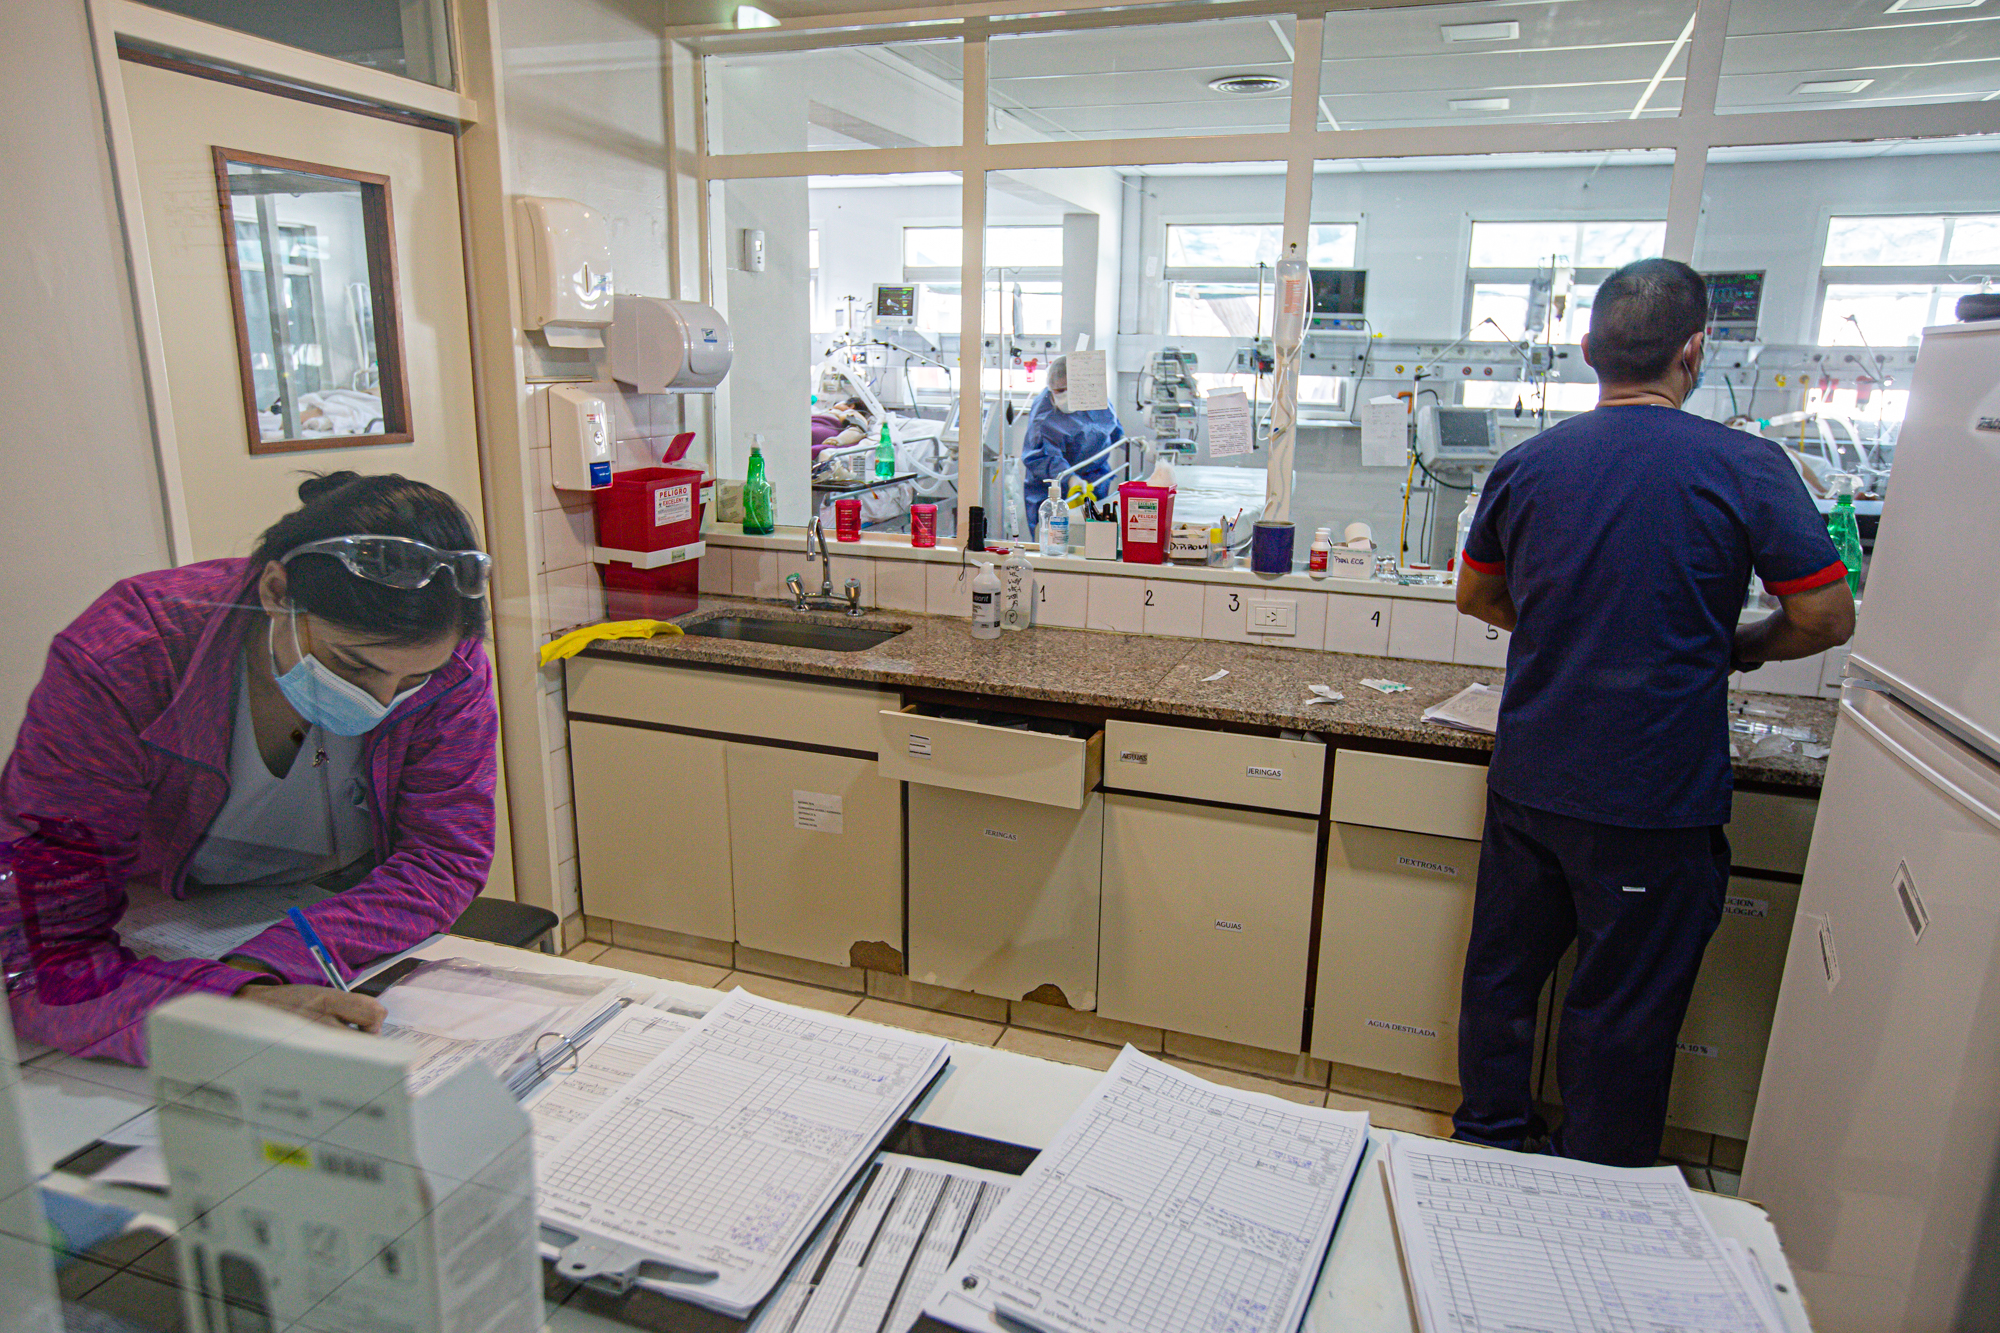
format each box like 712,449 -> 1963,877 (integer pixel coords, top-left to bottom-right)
608,295 -> 733,393
515,197 -> 613,348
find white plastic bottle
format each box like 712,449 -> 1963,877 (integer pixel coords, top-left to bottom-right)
1000,551 -> 1036,631
1038,480 -> 1069,557
1451,491 -> 1481,584
970,561 -> 1002,639
1307,527 -> 1332,578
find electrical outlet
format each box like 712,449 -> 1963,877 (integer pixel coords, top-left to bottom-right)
1249,598 -> 1297,635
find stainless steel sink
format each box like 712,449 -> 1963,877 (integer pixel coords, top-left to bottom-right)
683,616 -> 902,652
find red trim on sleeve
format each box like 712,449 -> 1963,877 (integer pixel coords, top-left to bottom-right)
1460,553 -> 1505,576
1765,561 -> 1848,596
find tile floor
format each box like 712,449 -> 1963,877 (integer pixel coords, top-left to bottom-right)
562,939 -> 1740,1195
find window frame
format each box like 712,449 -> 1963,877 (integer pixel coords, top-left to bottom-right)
1811,210 -> 2000,347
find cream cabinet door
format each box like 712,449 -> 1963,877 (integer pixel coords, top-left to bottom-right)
1098,794 -> 1316,1052
726,745 -> 902,970
907,787 -> 1102,1008
1310,823 -> 1483,1085
570,721 -> 732,940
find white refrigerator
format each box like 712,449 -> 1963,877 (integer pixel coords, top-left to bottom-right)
1742,319 -> 2000,1332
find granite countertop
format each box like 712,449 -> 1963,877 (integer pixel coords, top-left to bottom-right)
580,596 -> 1834,790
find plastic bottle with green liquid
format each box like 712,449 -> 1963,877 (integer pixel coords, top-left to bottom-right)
874,423 -> 896,479
1827,473 -> 1863,596
743,442 -> 775,535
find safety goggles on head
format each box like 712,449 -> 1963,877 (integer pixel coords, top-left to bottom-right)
281,535 -> 492,599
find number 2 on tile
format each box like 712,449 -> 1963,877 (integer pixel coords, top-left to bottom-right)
1144,589 -> 1154,606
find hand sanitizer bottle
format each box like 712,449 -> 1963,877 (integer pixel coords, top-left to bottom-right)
1038,480 -> 1069,557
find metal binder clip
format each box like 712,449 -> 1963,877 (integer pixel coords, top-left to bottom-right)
555,1238 -> 651,1293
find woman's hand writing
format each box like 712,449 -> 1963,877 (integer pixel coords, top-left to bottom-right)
235,983 -> 386,1032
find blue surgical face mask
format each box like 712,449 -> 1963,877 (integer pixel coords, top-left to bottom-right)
269,609 -> 423,737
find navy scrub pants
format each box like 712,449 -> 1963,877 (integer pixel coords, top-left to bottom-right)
1452,788 -> 1729,1167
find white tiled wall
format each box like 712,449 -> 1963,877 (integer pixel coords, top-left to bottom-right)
1387,598 -> 1459,663
1453,615 -> 1511,669
1087,575 -> 1145,633
1245,590 -> 1328,650
1036,571 -> 1089,628
1324,592 -> 1393,656
875,559 -> 927,613
1141,579 -> 1205,638
926,562 -> 974,618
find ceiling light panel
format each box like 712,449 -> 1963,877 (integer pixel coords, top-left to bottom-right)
1886,0 -> 1985,12
1441,20 -> 1521,43
1448,96 -> 1513,110
1794,78 -> 1876,94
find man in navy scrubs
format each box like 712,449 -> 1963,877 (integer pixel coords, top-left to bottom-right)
1451,259 -> 1856,1166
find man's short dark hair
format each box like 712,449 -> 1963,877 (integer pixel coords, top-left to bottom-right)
1585,258 -> 1708,383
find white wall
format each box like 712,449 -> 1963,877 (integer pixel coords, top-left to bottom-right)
0,0 -> 173,748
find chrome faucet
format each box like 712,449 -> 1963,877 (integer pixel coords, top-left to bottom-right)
786,517 -> 869,616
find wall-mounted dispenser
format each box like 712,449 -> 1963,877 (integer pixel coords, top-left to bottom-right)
545,384 -> 613,490
607,295 -> 733,393
516,196 -> 613,348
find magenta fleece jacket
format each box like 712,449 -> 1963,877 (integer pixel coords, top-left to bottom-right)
0,558 -> 498,1064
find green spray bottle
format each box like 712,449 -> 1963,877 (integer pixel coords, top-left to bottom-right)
743,439 -> 775,535
1827,473 -> 1863,596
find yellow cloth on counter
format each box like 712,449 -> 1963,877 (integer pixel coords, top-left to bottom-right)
538,619 -> 684,666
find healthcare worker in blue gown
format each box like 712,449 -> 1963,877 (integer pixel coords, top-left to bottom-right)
1021,354 -> 1124,533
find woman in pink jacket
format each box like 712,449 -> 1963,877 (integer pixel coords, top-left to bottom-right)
1,472 -> 499,1064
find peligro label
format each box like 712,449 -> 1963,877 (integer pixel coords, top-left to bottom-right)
1397,855 -> 1458,877
1367,1018 -> 1438,1039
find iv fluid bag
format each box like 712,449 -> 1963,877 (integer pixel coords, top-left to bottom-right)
1275,255 -> 1308,353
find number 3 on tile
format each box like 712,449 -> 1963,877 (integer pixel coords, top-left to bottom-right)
1228,592 -> 1240,612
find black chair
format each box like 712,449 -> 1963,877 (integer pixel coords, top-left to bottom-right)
449,897 -> 562,953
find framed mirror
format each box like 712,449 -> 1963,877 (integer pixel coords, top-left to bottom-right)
212,149 -> 412,453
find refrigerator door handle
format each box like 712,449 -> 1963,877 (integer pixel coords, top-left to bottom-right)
1840,697 -> 2000,833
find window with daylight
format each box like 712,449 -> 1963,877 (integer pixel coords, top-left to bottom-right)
1465,219 -> 1666,345
1816,213 -> 2000,347
1166,223 -> 1359,336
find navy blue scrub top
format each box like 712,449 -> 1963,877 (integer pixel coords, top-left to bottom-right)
1462,405 -> 1844,829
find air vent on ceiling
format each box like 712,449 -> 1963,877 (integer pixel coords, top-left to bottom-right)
1449,96 -> 1512,112
1886,0 -> 1984,13
1794,78 -> 1875,95
1442,20 -> 1521,43
1209,74 -> 1290,95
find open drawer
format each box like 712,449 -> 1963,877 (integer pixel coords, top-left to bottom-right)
878,704 -> 1104,809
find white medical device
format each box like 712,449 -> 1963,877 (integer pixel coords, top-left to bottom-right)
1416,404 -> 1504,464
546,384 -> 614,489
150,994 -> 541,1333
515,197 -> 614,348
872,282 -> 918,328
608,294 -> 734,393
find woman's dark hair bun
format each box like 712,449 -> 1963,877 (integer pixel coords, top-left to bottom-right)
252,472 -> 487,646
296,470 -> 364,505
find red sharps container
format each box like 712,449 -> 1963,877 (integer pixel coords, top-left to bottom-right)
910,503 -> 938,547
835,497 -> 862,541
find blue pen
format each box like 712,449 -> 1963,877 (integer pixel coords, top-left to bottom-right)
286,907 -> 350,992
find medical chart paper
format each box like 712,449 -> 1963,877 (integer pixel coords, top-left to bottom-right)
749,1154 -> 1014,1333
1064,350 -> 1110,413
120,881 -> 330,961
522,1003 -> 702,1159
925,1046 -> 1370,1333
377,958 -> 625,1096
1384,1137 -> 1782,1333
537,988 -> 952,1316
1420,683 -> 1502,735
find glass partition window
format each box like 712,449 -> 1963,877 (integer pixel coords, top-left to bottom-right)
705,39 -> 964,154
1718,0 -> 2000,114
987,15 -> 1297,143
1319,0 -> 1694,130
140,0 -> 453,86
1818,213 -> 2000,346
214,151 -> 408,454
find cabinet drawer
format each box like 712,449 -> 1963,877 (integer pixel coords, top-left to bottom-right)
1104,720 -> 1325,814
1330,750 -> 1488,841
1724,790 -> 1816,875
878,706 -> 1103,810
566,656 -> 893,754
